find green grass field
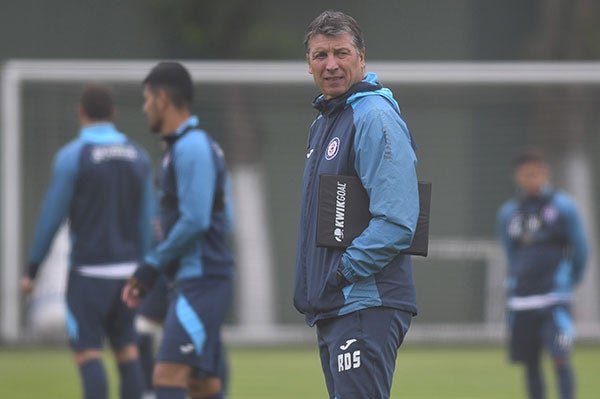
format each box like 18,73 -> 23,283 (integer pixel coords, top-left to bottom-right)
1,344 -> 599,398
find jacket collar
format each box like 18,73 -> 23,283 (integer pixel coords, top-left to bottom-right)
312,75 -> 382,116
79,122 -> 126,144
518,184 -> 554,202
162,116 -> 199,144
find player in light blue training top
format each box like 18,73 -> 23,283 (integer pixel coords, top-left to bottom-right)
22,84 -> 154,399
497,149 -> 587,399
123,62 -> 235,399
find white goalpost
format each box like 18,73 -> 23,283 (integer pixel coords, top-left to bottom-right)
2,60 -> 600,345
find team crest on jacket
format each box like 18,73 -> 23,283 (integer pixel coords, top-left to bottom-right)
326,137 -> 340,160
542,205 -> 558,223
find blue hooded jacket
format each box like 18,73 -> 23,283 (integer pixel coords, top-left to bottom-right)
143,116 -> 235,281
294,73 -> 419,326
497,186 -> 587,310
28,123 -> 154,278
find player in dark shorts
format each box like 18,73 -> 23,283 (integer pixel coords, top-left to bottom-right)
294,11 -> 419,399
497,150 -> 587,399
123,62 -> 235,399
22,84 -> 153,399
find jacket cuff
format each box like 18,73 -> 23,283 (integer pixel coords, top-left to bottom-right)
339,256 -> 359,284
131,264 -> 161,292
336,268 -> 351,288
27,262 -> 41,280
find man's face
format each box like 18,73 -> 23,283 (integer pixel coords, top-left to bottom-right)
142,85 -> 164,133
514,162 -> 550,196
307,33 -> 365,100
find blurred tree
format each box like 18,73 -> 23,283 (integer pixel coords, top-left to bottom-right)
145,0 -> 309,59
521,0 -> 599,161
146,0 -> 260,58
522,0 -> 600,59
144,0 -> 374,59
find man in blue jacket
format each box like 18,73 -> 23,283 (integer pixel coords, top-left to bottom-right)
294,10 -> 419,399
21,84 -> 153,399
122,62 -> 235,399
497,150 -> 587,399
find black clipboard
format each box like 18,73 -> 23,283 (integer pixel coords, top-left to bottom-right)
316,174 -> 431,256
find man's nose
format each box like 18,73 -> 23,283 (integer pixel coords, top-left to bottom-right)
325,55 -> 339,71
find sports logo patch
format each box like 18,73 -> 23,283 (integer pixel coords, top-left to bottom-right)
162,153 -> 171,168
542,205 -> 558,223
340,338 -> 357,350
325,137 -> 340,160
179,343 -> 195,354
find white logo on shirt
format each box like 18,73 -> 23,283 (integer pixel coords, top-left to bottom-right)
340,338 -> 357,350
179,343 -> 195,354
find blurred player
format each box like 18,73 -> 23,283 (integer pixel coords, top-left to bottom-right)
21,84 -> 154,399
122,61 -> 235,399
497,149 -> 588,399
136,216 -> 169,399
294,10 -> 419,399
136,276 -> 168,399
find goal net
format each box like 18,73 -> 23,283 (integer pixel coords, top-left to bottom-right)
2,60 -> 600,345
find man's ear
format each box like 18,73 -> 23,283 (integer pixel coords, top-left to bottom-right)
78,104 -> 88,125
156,88 -> 170,110
307,54 -> 314,75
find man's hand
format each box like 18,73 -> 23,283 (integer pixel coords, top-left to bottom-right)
122,264 -> 161,308
122,279 -> 145,309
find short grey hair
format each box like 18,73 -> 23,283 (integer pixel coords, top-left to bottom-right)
304,10 -> 365,54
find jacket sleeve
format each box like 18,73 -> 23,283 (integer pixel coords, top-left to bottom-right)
496,201 -> 516,266
223,173 -> 235,233
27,143 -> 79,278
339,106 -> 419,283
558,194 -> 588,286
138,169 -> 157,258
144,133 -> 216,269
